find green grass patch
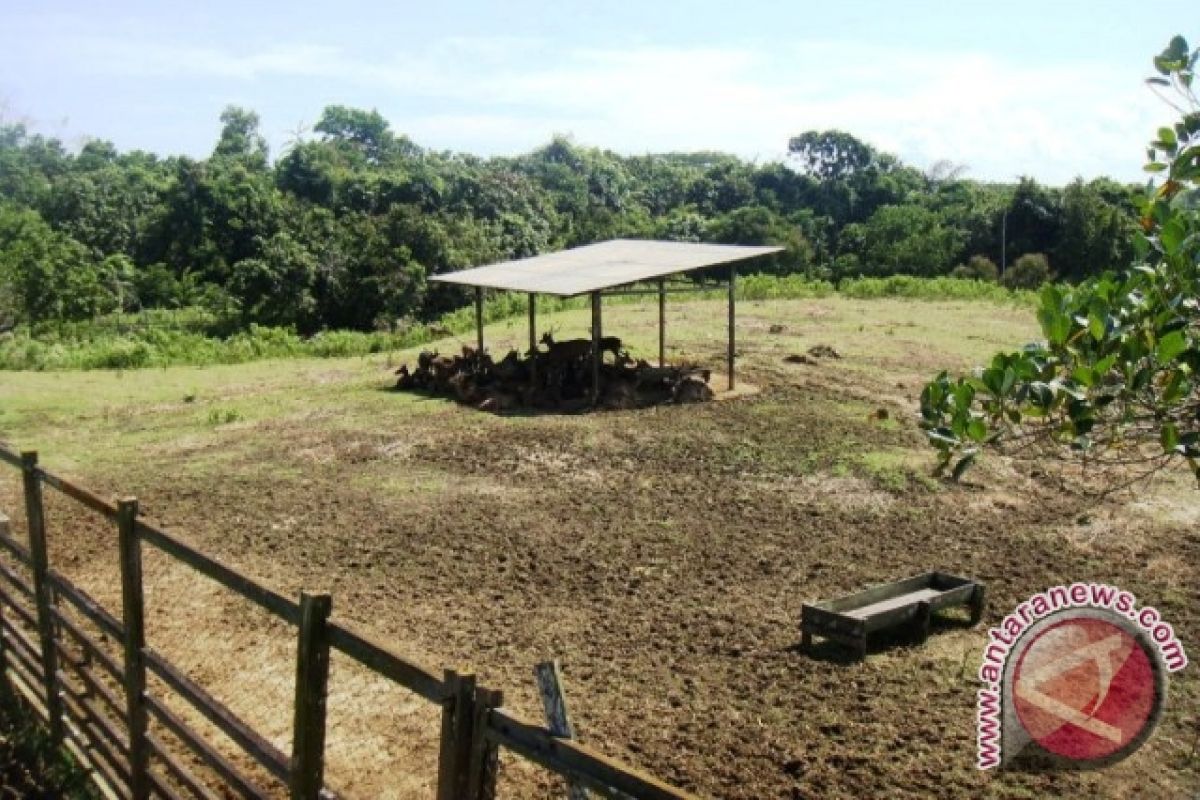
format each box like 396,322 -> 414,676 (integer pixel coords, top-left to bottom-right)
0,684 -> 96,798
1,274 -> 1034,371
838,275 -> 1037,304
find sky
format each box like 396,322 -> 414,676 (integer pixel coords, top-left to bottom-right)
0,1 -> 1191,184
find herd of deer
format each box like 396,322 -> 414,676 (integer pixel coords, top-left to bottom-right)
394,332 -> 713,413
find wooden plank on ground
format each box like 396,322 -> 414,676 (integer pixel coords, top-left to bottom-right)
844,588 -> 943,619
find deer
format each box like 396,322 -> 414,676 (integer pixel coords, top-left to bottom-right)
539,331 -> 623,363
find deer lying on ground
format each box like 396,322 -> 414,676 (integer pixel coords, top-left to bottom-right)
539,332 -> 623,363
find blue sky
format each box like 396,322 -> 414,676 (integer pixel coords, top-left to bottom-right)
0,1 -> 1190,183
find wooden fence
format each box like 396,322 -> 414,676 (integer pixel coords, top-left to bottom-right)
0,445 -> 696,800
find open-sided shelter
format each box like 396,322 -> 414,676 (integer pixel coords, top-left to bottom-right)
430,239 -> 783,403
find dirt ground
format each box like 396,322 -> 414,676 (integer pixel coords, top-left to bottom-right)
0,297 -> 1197,799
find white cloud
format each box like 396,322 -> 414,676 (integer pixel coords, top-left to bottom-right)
12,25 -> 1170,183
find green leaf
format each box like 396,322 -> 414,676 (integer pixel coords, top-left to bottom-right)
966,419 -> 987,442
1071,366 -> 1095,388
951,451 -> 977,482
980,367 -> 1003,395
1038,308 -> 1072,345
1161,423 -> 1180,452
1160,217 -> 1186,254
1156,329 -> 1189,363
1094,354 -> 1118,376
1000,367 -> 1016,395
1163,370 -> 1191,404
1130,366 -> 1152,392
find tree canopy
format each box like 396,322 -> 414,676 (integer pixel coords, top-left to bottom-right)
0,102 -> 1141,334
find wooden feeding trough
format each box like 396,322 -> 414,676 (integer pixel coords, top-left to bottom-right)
801,572 -> 985,660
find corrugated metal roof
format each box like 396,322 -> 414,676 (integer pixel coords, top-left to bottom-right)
428,239 -> 784,296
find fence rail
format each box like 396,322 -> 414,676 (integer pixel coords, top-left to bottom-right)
0,444 -> 697,800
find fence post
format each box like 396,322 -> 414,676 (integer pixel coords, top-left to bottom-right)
535,660 -> 588,800
21,451 -> 63,747
437,669 -> 477,800
117,497 -> 150,800
290,592 -> 332,800
465,687 -> 502,800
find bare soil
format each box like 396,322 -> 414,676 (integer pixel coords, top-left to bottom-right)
0,298 -> 1196,799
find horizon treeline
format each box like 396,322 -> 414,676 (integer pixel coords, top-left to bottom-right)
0,105 -> 1137,333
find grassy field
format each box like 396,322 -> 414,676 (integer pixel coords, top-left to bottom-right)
0,274 -> 1033,370
0,295 -> 1196,799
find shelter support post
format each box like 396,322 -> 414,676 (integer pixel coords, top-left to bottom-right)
728,265 -> 736,391
528,293 -> 537,386
591,291 -> 602,406
658,279 -> 665,367
474,287 -> 484,354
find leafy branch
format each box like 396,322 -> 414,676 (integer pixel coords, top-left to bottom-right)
920,35 -> 1200,487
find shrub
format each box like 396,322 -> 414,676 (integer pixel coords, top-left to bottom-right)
950,255 -> 999,282
1001,253 -> 1052,290
839,275 -> 1034,304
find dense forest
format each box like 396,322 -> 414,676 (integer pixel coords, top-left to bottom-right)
0,106 -> 1138,334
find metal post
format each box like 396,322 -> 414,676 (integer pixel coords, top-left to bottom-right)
20,451 -> 63,748
474,286 -> 484,355
590,291 -> 602,406
727,265 -> 736,391
528,293 -> 537,388
1001,210 -> 1008,277
117,498 -> 150,800
657,278 -> 665,367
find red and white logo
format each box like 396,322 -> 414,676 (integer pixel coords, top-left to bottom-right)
976,584 -> 1186,770
1011,614 -> 1160,765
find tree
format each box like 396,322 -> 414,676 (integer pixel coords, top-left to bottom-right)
920,35 -> 1200,487
787,130 -> 876,182
1005,177 -> 1062,261
705,205 -> 813,273
1054,178 -> 1134,281
213,106 -> 269,169
228,232 -> 318,329
0,204 -> 105,322
851,204 -> 965,276
314,105 -> 418,166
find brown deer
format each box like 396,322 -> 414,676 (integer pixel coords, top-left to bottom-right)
539,331 -> 622,363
